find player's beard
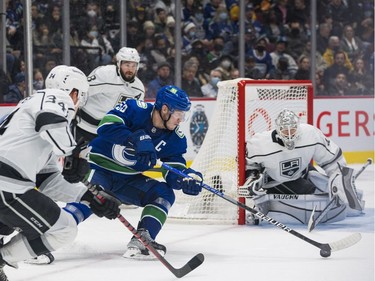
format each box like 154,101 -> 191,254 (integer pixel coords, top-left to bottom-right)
121,71 -> 136,82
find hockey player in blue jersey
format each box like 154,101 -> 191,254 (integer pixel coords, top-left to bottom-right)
86,85 -> 203,259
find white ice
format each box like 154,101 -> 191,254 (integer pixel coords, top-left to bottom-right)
5,164 -> 374,281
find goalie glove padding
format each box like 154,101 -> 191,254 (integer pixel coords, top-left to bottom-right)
239,171 -> 266,197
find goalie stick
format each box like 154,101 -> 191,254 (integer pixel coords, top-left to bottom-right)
158,161 -> 361,258
308,158 -> 373,232
117,214 -> 204,278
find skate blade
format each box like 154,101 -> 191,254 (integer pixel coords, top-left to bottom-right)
122,247 -> 164,261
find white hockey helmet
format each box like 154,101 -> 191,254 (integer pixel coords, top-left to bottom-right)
45,65 -> 89,108
275,109 -> 300,150
116,47 -> 140,71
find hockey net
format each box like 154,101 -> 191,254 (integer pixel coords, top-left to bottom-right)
169,79 -> 313,224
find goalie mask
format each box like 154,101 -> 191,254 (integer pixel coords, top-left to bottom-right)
275,109 -> 300,150
45,65 -> 89,109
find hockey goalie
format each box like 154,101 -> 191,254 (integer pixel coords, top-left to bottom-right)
239,109 -> 365,227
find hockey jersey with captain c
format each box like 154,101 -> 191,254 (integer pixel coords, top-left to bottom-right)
246,124 -> 346,183
77,64 -> 145,135
89,99 -> 188,175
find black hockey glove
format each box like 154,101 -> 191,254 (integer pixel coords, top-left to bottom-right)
62,138 -> 91,183
81,183 -> 121,220
127,130 -> 157,169
176,168 -> 203,196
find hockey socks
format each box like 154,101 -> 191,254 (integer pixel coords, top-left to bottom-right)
63,202 -> 92,224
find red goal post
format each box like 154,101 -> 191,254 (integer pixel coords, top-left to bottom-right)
169,79 -> 313,225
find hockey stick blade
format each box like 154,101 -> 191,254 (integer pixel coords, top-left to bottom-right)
158,161 -> 362,257
327,232 -> 362,252
117,214 -> 204,278
308,196 -> 340,232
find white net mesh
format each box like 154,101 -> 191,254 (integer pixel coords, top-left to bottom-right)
169,79 -> 312,224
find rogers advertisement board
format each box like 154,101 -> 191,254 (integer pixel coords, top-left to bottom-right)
314,97 -> 374,152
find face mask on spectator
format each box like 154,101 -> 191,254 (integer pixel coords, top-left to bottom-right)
189,31 -> 196,37
210,77 -> 221,86
291,28 -> 300,36
219,12 -> 228,21
195,13 -> 203,22
221,60 -> 231,69
87,10 -> 97,17
89,31 -> 98,38
214,44 -> 224,52
33,80 -> 44,90
256,45 -> 266,52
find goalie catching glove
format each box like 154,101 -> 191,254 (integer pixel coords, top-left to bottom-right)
238,170 -> 267,197
80,183 -> 121,219
126,130 -> 157,170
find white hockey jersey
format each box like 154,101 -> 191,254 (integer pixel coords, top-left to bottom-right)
77,64 -> 145,135
246,124 -> 346,185
0,89 -> 87,201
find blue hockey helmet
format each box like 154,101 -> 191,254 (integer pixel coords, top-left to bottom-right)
154,85 -> 191,112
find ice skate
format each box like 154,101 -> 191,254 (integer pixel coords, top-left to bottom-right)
123,229 -> 166,260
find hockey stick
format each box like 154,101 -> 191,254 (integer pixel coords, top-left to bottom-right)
354,158 -> 373,180
308,158 -> 372,232
159,161 -> 361,258
117,214 -> 204,278
307,195 -> 341,232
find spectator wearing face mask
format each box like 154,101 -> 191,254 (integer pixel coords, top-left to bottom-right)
207,36 -> 225,68
285,19 -> 309,62
246,36 -> 274,79
217,55 -> 234,80
80,25 -> 114,70
268,57 -> 295,80
32,68 -> 44,93
206,4 -> 237,41
201,68 -> 222,98
77,2 -> 105,38
182,22 -> 198,56
270,37 -> 298,77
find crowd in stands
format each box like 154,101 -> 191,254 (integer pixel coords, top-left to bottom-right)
1,0 -> 374,103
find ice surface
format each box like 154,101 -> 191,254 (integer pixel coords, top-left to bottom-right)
5,164 -> 374,281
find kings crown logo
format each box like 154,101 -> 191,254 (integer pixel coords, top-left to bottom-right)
279,158 -> 301,178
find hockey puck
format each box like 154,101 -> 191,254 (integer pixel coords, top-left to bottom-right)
320,249 -> 331,258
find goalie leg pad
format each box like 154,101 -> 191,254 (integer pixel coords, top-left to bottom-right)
251,194 -> 347,225
329,166 -> 364,211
